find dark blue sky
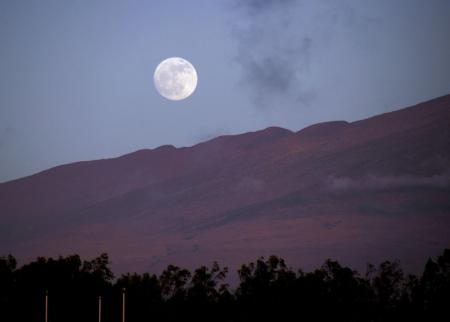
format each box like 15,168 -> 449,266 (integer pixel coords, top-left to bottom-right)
1,0 -> 450,182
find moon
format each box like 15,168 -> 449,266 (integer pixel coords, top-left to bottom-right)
153,57 -> 198,101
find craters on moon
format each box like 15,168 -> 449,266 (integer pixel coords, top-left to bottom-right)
153,57 -> 198,101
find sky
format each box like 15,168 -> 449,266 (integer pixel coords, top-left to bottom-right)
1,0 -> 450,182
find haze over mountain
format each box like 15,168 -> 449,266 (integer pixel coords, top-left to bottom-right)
1,95 -> 449,275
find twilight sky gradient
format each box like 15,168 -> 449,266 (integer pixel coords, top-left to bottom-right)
1,0 -> 450,182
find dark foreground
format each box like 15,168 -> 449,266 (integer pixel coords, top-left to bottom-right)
1,249 -> 449,322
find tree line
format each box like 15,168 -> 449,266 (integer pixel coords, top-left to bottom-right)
0,249 -> 449,322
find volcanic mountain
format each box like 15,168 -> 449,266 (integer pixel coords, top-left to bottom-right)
1,95 -> 450,274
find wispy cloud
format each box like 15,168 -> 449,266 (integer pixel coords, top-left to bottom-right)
228,0 -> 314,108
0,127 -> 16,149
327,173 -> 450,191
227,0 -> 380,111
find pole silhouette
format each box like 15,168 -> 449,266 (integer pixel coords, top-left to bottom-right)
122,288 -> 126,322
45,290 -> 48,322
98,296 -> 102,322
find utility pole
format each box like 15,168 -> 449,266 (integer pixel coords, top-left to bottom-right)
45,290 -> 48,322
122,288 -> 126,322
98,296 -> 102,322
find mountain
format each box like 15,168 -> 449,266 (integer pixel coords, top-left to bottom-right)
1,95 -> 450,275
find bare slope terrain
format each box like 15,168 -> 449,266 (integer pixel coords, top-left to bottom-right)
1,95 -> 450,274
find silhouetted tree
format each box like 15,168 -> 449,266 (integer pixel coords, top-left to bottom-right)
7,254 -> 113,322
236,255 -> 297,321
186,262 -> 229,321
0,254 -> 17,321
158,264 -> 191,321
1,249 -> 449,322
114,272 -> 162,322
366,260 -> 405,321
319,259 -> 373,321
421,249 -> 450,321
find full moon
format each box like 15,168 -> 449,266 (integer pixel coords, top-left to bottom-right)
153,57 -> 198,101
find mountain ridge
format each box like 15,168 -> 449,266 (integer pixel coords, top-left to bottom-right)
1,94 -> 449,274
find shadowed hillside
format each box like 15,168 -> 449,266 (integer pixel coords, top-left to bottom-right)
1,95 -> 450,274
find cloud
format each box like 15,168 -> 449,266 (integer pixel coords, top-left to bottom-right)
232,0 -> 297,19
0,127 -> 16,149
227,1 -> 381,111
229,0 -> 314,109
235,177 -> 265,193
327,173 -> 450,192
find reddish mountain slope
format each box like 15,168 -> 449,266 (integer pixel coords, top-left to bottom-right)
1,95 -> 450,275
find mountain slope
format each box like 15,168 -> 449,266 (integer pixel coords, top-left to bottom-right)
1,95 -> 450,274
